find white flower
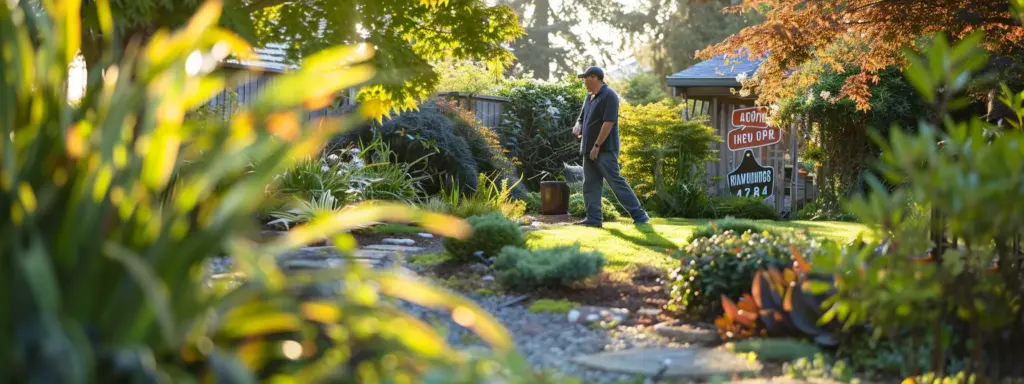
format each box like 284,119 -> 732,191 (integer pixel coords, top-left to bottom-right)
806,93 -> 815,104
735,72 -> 748,82
770,104 -> 781,114
738,89 -> 751,97
819,90 -> 832,101
327,154 -> 339,162
349,148 -> 361,155
556,95 -> 565,103
320,165 -> 330,173
547,106 -> 559,116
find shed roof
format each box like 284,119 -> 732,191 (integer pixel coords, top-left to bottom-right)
666,54 -> 765,88
224,43 -> 297,73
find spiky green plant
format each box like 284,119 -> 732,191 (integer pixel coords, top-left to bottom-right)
0,1 -> 543,382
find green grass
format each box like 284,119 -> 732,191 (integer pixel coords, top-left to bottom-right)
526,217 -> 870,272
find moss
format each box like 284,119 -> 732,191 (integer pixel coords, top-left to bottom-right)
474,288 -> 495,296
726,338 -> 822,362
409,252 -> 450,267
527,299 -> 581,314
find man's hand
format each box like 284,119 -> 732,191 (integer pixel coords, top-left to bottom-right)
572,123 -> 582,138
589,145 -> 600,160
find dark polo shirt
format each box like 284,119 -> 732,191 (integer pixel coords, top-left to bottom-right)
576,84 -> 620,156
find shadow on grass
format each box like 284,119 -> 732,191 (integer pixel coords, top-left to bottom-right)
604,224 -> 678,252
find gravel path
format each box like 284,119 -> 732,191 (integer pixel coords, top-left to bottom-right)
397,290 -> 695,383
208,251 -> 714,383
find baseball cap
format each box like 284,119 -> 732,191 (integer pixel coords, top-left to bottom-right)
576,66 -> 604,81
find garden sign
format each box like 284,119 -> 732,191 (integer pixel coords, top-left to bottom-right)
728,107 -> 782,151
728,150 -> 774,198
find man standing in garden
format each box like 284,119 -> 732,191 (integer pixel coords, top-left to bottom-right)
572,66 -> 650,227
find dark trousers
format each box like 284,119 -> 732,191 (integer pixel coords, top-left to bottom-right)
582,152 -> 648,223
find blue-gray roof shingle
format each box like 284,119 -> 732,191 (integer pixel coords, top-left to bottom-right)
666,54 -> 765,87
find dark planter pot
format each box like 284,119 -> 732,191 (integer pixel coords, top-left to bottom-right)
540,181 -> 570,215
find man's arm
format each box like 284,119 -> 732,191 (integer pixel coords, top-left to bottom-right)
592,94 -> 619,148
593,121 -> 614,147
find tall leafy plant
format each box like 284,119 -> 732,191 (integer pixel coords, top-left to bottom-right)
0,1 -> 540,382
810,29 -> 1024,380
495,78 -> 586,189
618,102 -> 720,217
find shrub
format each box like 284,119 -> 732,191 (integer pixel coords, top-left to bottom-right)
444,213 -> 526,262
495,79 -> 586,190
521,192 -> 542,214
709,196 -> 782,220
361,110 -> 479,194
494,244 -> 606,291
689,217 -> 778,242
568,193 -> 618,221
666,231 -> 820,318
644,177 -> 715,218
618,103 -> 720,216
436,98 -> 515,178
442,174 -> 527,219
795,198 -> 857,222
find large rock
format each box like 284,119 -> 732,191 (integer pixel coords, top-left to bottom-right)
570,347 -> 761,378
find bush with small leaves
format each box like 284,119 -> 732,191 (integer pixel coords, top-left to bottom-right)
568,193 -> 618,221
688,217 -> 779,242
493,244 -> 605,291
666,231 -> 820,318
444,213 -> 526,262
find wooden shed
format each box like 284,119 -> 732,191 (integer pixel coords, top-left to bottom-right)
207,43 -> 358,120
666,55 -> 813,216
433,92 -> 511,129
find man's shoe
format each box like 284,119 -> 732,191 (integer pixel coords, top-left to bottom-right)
574,220 -> 602,228
633,216 -> 650,225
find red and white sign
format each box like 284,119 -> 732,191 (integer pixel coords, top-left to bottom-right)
731,107 -> 771,129
727,107 -> 782,151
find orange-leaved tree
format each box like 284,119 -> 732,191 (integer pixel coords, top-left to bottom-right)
697,0 -> 1024,111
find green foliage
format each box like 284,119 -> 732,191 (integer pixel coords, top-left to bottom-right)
1,3 -> 534,383
568,193 -> 618,221
810,31 -> 1024,379
87,0 -> 524,120
778,66 -> 931,202
618,103 -> 720,217
521,192 -> 542,214
365,110 -> 479,194
726,339 -> 822,362
495,79 -> 586,189
493,244 -> 606,291
667,231 -> 819,317
795,199 -> 857,222
434,59 -> 504,94
611,73 -> 673,106
709,196 -> 782,220
689,218 -> 776,242
783,354 -> 859,383
436,98 -> 514,176
444,213 -> 527,262
527,299 -> 581,314
440,174 -> 527,219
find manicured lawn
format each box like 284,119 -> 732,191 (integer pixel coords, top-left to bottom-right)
526,218 -> 871,271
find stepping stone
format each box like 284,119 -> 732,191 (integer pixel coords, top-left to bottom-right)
567,306 -> 630,324
570,347 -> 761,378
365,244 -> 424,252
353,249 -> 395,260
417,233 -> 434,238
383,238 -> 416,246
653,320 -> 720,345
278,246 -> 339,260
